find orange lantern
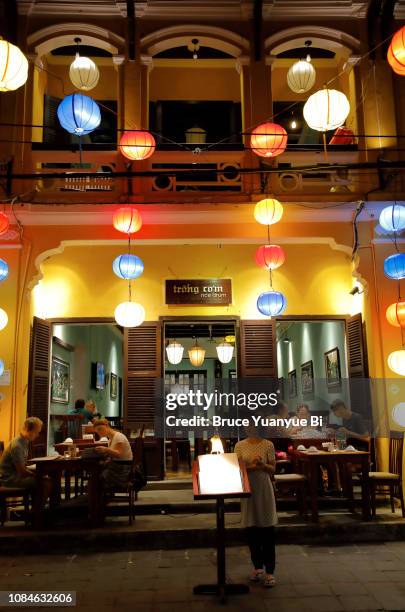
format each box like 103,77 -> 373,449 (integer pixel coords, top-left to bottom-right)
0,212 -> 9,236
119,130 -> 156,161
387,26 -> 405,76
386,301 -> 405,328
255,244 -> 285,270
250,122 -> 287,158
113,207 -> 142,234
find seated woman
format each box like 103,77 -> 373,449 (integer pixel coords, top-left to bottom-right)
93,419 -> 133,488
289,404 -> 326,439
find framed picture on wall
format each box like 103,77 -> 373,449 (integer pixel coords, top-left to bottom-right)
51,357 -> 70,404
301,360 -> 314,395
288,370 -> 297,398
324,347 -> 341,389
110,373 -> 118,400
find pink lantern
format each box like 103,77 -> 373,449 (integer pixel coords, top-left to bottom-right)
255,245 -> 285,270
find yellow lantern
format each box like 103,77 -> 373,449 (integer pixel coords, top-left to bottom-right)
254,198 -> 283,226
0,40 -> 28,92
188,340 -> 205,367
69,53 -> 99,91
387,350 -> 405,376
287,59 -> 316,94
0,308 -> 8,330
303,88 -> 350,132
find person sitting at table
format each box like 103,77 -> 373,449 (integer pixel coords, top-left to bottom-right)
269,401 -> 290,439
70,399 -> 100,424
289,404 -> 325,438
93,418 -> 133,488
330,399 -> 369,447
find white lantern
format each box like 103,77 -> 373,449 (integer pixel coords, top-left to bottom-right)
388,350 -> 405,376
188,341 -> 205,367
216,341 -> 234,364
69,53 -> 99,91
114,301 -> 145,328
287,59 -> 316,94
0,308 -> 8,330
0,40 -> 28,92
166,340 -> 184,365
303,88 -> 350,132
392,402 -> 405,427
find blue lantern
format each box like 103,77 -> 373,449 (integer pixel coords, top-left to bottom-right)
57,93 -> 101,135
113,254 -> 144,280
384,253 -> 405,280
0,360 -> 4,377
257,290 -> 287,317
0,258 -> 8,282
379,204 -> 405,233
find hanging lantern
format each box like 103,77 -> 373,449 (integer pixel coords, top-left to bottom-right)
225,335 -> 235,344
0,212 -> 9,236
113,207 -> 142,235
113,254 -> 144,280
386,302 -> 405,328
0,259 -> 8,282
384,253 -> 405,280
0,359 -> 4,377
114,301 -> 145,328
387,26 -> 405,76
255,244 -> 285,271
287,59 -> 316,94
69,53 -> 100,91
254,198 -> 283,225
57,93 -> 101,135
303,89 -> 350,132
0,308 -> 8,330
379,204 -> 405,233
387,350 -> 405,376
250,122 -> 287,158
257,291 -> 287,317
119,130 -> 156,161
188,340 -> 205,367
216,341 -> 234,364
392,402 -> 405,427
0,40 -> 28,92
166,340 -> 184,365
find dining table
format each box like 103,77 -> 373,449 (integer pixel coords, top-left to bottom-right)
294,449 -> 371,522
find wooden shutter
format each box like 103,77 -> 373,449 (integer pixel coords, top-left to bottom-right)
345,313 -> 370,419
240,320 -> 277,378
27,316 -> 51,456
124,322 -> 162,429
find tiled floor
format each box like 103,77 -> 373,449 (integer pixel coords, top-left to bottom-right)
1,542 -> 405,611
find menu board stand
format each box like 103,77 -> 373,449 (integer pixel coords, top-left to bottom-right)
192,454 -> 251,604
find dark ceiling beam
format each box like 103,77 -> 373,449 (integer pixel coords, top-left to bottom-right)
253,0 -> 263,61
127,0 -> 136,60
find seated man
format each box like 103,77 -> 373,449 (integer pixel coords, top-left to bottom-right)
0,417 -> 43,490
330,399 -> 369,446
93,418 -> 133,489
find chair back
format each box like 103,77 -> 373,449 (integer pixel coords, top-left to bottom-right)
389,432 -> 404,477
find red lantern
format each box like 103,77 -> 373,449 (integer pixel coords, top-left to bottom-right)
0,212 -> 9,236
329,126 -> 355,145
255,244 -> 285,270
250,122 -> 287,158
119,130 -> 156,161
386,301 -> 405,328
113,207 -> 142,234
387,26 -> 405,76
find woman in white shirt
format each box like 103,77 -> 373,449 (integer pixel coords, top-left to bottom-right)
93,418 -> 133,488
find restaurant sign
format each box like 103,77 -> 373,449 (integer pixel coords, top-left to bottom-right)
165,279 -> 232,305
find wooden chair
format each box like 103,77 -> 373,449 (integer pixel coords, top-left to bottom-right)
369,432 -> 405,518
103,460 -> 137,525
274,473 -> 308,515
0,487 -> 30,526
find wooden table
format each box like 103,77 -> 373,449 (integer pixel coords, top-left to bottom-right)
295,450 -> 371,522
54,440 -> 107,454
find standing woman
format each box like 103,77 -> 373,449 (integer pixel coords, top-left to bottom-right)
235,426 -> 277,587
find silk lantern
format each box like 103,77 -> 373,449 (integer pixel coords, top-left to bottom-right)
119,131 -> 156,161
384,253 -> 405,280
114,301 -> 145,328
287,59 -> 316,94
386,302 -> 405,328
113,254 -> 144,280
0,308 -> 8,330
0,212 -> 9,236
250,122 -> 287,158
379,204 -> 405,233
0,40 -> 28,92
69,53 -> 100,91
387,26 -> 405,76
303,89 -> 350,132
188,341 -> 205,367
113,207 -> 142,234
57,93 -> 101,135
257,291 -> 287,317
216,341 -> 234,364
254,198 -> 283,225
255,244 -> 285,270
388,350 -> 405,376
166,341 -> 184,365
0,258 -> 8,282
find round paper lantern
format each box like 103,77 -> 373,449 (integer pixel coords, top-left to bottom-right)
257,291 -> 287,317
250,122 -> 287,158
166,341 -> 184,365
287,59 -> 316,94
113,207 -> 142,234
255,244 -> 285,271
57,93 -> 101,135
69,53 -> 100,91
379,204 -> 405,233
216,341 -> 234,364
384,253 -> 405,280
113,254 -> 144,280
188,342 -> 206,367
254,198 -> 283,225
114,301 -> 145,328
0,308 -> 8,330
0,40 -> 28,92
386,302 -> 405,328
388,350 -> 405,376
387,26 -> 405,76
392,402 -> 405,427
0,212 -> 9,236
303,89 -> 350,132
0,359 -> 4,377
0,259 -> 9,282
119,131 -> 156,161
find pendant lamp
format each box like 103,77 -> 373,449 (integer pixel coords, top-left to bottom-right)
119,130 -> 156,161
0,258 -> 8,282
0,359 -> 4,376
216,341 -> 234,364
0,212 -> 9,236
379,204 -> 405,233
250,122 -> 287,158
57,93 -> 101,135
384,253 -> 405,280
113,254 -> 144,280
0,308 -> 8,330
386,302 -> 405,328
166,340 -> 184,365
255,244 -> 285,271
113,207 -> 142,234
114,301 -> 145,328
0,40 -> 28,92
257,291 -> 287,317
303,88 -> 350,132
254,198 -> 283,225
188,339 -> 205,367
287,59 -> 316,94
387,350 -> 405,376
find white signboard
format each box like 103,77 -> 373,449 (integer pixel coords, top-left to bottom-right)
198,452 -> 243,495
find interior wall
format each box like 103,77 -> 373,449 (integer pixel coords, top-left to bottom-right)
149,65 -> 241,101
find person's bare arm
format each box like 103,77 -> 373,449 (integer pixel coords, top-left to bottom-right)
95,442 -> 124,458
